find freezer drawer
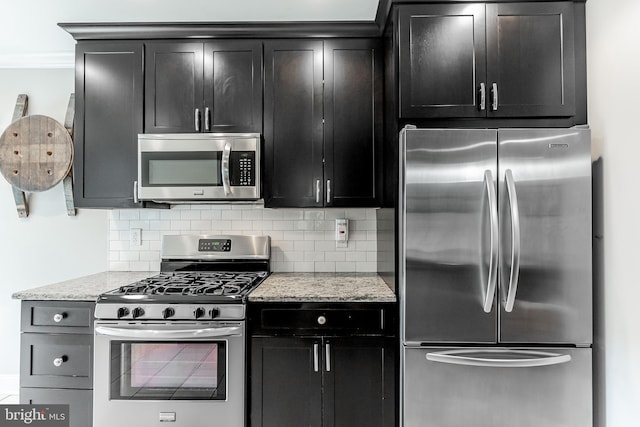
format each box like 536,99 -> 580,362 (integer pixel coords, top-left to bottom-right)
402,346 -> 592,427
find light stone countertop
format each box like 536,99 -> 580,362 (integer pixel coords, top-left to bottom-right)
248,273 -> 396,303
11,271 -> 155,301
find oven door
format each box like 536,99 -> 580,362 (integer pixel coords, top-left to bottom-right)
94,321 -> 245,427
137,133 -> 260,201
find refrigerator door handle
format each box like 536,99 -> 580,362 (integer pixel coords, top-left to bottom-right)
426,349 -> 572,368
483,170 -> 499,313
504,169 -> 521,312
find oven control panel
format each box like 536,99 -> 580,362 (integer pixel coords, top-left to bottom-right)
95,303 -> 245,321
198,239 -> 231,252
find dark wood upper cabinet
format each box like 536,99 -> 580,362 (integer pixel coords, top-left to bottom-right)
324,39 -> 383,207
486,2 -> 575,117
399,4 -> 486,118
399,2 -> 576,119
263,39 -> 324,208
204,40 -> 262,133
145,40 -> 262,134
74,41 -> 143,208
264,39 -> 382,208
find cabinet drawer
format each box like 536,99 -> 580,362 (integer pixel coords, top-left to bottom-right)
21,387 -> 92,427
249,303 -> 395,336
22,301 -> 94,333
21,333 -> 92,389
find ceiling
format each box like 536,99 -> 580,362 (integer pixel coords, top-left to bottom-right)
0,0 -> 380,67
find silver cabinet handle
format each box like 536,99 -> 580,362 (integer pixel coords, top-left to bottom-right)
479,82 -> 486,111
504,169 -> 521,313
204,107 -> 211,131
491,83 -> 498,111
222,143 -> 232,196
53,356 -> 67,367
315,179 -> 321,204
325,343 -> 331,372
317,315 -> 327,325
313,343 -> 319,372
133,180 -> 139,204
426,349 -> 571,368
326,180 -> 331,204
53,313 -> 66,323
194,108 -> 201,132
483,170 -> 498,313
95,326 -> 242,339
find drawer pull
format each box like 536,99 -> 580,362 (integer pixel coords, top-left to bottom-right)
53,313 -> 66,323
317,315 -> 327,325
53,356 -> 68,367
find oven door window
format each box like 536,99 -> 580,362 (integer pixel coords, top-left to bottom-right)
110,341 -> 226,400
141,152 -> 222,187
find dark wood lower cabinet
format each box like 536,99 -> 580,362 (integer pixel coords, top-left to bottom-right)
20,387 -> 92,427
251,336 -> 395,427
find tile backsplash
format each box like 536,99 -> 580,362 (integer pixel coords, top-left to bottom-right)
109,203 -> 377,273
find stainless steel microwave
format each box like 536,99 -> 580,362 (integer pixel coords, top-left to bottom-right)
136,133 -> 261,202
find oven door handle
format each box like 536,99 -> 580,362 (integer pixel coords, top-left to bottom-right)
95,326 -> 242,339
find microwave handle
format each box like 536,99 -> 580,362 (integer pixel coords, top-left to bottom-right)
222,143 -> 232,195
133,180 -> 139,204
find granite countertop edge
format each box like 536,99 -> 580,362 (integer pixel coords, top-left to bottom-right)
11,271 -> 396,303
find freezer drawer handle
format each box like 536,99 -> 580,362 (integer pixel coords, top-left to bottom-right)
504,169 -> 521,312
483,170 -> 498,313
426,349 -> 571,368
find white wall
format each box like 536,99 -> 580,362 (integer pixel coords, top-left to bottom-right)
587,0 -> 640,425
0,69 -> 109,392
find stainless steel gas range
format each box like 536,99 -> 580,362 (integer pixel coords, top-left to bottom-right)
93,234 -> 270,427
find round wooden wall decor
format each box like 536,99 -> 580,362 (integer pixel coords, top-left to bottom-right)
0,115 -> 73,192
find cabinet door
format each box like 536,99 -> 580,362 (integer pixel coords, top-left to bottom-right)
486,2 -> 575,117
264,40 -> 324,207
324,39 -> 382,207
74,42 -> 143,208
250,337 -> 322,427
21,387 -> 92,427
203,40 -> 262,133
323,337 -> 395,427
399,4 -> 486,118
145,42 -> 204,133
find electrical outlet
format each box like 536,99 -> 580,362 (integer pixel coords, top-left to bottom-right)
130,228 -> 142,247
335,219 -> 348,248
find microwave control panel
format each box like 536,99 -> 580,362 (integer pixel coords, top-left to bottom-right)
230,152 -> 255,186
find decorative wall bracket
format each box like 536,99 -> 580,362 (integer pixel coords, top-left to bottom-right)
0,94 -> 76,218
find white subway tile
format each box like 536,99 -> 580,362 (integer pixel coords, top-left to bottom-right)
267,230 -> 284,240
272,221 -> 294,231
139,210 -> 161,220
150,240 -> 162,251
304,252 -> 325,262
232,220 -> 252,230
346,252 -> 367,262
149,261 -> 161,272
110,210 -> 120,221
356,261 -> 377,272
262,210 -> 284,220
242,210 -> 264,220
315,220 -> 333,231
294,240 -> 315,252
119,210 -> 140,220
367,230 -> 377,241
149,220 -> 171,231
170,220 -> 191,230
283,251 -> 304,262
212,220 -> 232,230
180,210 -> 201,220
110,261 -> 130,271
130,220 -> 150,229
109,231 -> 120,241
304,210 -> 325,220
294,221 -> 315,231
120,251 -> 140,261
270,248 -> 284,262
356,241 -> 377,251
252,221 -> 273,231
325,252 -> 346,262
191,220 -> 213,230
366,209 -> 378,220
350,231 -> 368,241
160,210 -> 182,220
109,251 -> 119,261
294,261 -> 315,272
335,262 -> 357,272
201,210 -> 222,220
171,205 -> 191,210
110,220 -> 130,231
274,240 -> 295,251
191,204 -> 214,210
118,230 -> 129,241
367,252 -> 377,262
130,261 -> 151,271
110,240 -> 130,251
304,231 -> 325,241
325,210 -> 346,220
282,210 -> 304,220
221,210 -> 242,220
314,240 -> 336,252
273,262 -> 294,272
142,230 -> 160,241
140,251 -> 160,261
315,262 -> 335,272
345,209 -> 367,220
283,231 -> 305,241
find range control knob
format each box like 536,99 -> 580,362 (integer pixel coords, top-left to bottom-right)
209,308 -> 220,319
117,307 -> 130,319
162,307 -> 175,319
131,307 -> 145,319
194,307 -> 205,319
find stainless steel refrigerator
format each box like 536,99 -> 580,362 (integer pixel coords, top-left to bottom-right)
399,127 -> 593,427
